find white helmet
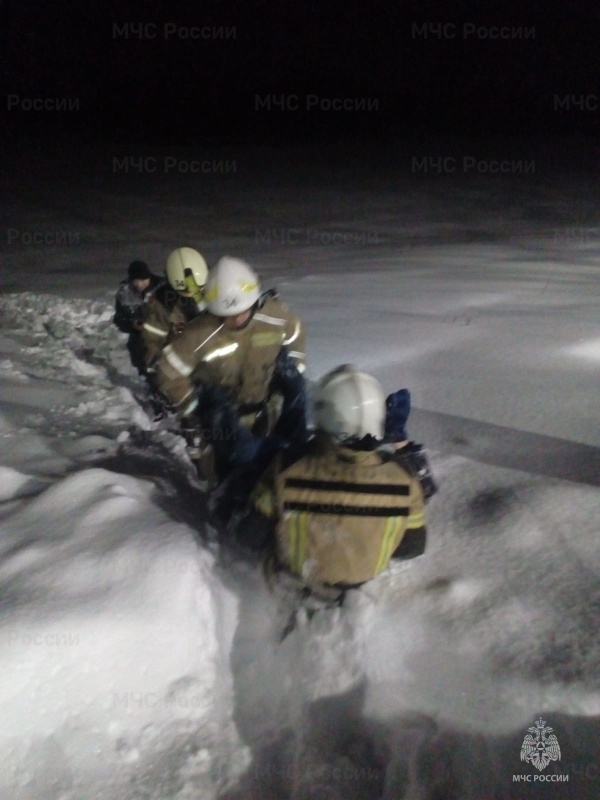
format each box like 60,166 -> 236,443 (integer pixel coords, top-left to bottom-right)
314,365 -> 385,442
205,256 -> 261,316
166,247 -> 208,296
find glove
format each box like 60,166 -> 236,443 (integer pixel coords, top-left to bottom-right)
399,442 -> 438,501
384,388 -> 411,442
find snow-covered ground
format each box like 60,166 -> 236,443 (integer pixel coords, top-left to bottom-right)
1,138 -> 599,799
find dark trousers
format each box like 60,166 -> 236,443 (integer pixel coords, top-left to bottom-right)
202,350 -> 308,483
126,330 -> 147,376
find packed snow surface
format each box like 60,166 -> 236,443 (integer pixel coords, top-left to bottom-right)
1,140 -> 599,798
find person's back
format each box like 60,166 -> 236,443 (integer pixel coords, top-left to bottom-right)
270,430 -> 425,587
245,365 -> 429,593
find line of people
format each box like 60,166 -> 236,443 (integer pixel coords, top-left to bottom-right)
113,247 -> 208,383
113,248 -> 437,604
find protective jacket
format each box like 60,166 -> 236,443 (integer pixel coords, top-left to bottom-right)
142,283 -> 205,367
251,433 -> 427,588
156,291 -> 305,420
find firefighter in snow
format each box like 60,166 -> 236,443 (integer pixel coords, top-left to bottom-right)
238,365 -> 433,597
156,256 -> 307,482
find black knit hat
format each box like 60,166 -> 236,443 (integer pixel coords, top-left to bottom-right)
128,260 -> 151,280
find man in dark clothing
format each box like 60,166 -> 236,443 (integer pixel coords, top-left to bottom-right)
113,260 -> 163,376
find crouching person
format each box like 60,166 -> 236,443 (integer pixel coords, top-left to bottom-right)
229,365 -> 432,602
156,255 -> 307,485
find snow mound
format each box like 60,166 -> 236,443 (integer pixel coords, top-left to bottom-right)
0,468 -> 249,800
0,465 -> 52,502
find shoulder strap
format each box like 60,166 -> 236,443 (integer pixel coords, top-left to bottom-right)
258,288 -> 278,308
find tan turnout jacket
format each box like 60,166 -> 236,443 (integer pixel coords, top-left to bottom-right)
252,434 -> 426,587
156,293 -> 305,417
142,290 -> 204,367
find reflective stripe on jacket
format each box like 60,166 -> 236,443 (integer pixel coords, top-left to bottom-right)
157,294 -> 305,416
253,434 -> 425,587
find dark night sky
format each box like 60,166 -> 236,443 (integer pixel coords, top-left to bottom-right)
2,1 -> 599,144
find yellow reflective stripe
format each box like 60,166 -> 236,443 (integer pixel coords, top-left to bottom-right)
253,485 -> 275,518
164,344 -> 194,377
143,322 -> 169,338
202,342 -> 239,362
288,512 -> 308,575
387,518 -> 403,569
375,517 -> 401,574
252,332 -> 284,347
297,513 -> 308,575
406,511 -> 425,529
288,514 -> 299,573
375,519 -> 393,574
283,321 -> 301,345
